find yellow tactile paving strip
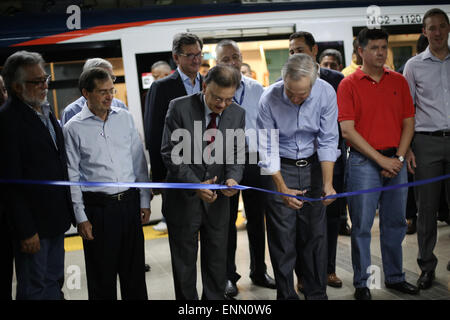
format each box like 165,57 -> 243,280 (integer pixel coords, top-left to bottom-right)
64,211 -> 246,252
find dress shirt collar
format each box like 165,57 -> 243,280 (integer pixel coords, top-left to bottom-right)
421,46 -> 450,61
202,94 -> 222,118
177,66 -> 201,85
78,103 -> 118,121
26,101 -> 51,117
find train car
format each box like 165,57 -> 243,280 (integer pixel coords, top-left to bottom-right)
1,0 -> 449,225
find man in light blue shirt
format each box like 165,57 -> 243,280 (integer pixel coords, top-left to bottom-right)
60,58 -> 127,126
257,54 -> 339,300
215,39 -> 276,298
63,67 -> 150,300
403,8 -> 450,289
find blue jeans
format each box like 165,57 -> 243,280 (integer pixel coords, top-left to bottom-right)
346,151 -> 407,288
14,234 -> 65,300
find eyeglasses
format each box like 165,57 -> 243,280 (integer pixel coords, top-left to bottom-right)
179,52 -> 204,60
94,88 -> 117,97
211,93 -> 233,105
25,75 -> 51,86
110,75 -> 117,82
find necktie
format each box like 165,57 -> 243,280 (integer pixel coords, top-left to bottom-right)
206,113 -> 218,145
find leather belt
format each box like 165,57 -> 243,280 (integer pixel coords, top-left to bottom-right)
350,147 -> 397,158
416,131 -> 450,137
82,188 -> 137,205
280,153 -> 317,167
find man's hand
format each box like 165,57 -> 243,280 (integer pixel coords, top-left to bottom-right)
220,178 -> 239,197
196,176 -> 218,203
141,208 -> 151,224
78,221 -> 94,241
406,148 -> 416,174
322,184 -> 337,207
20,233 -> 40,254
378,156 -> 403,176
380,169 -> 395,178
281,188 -> 306,210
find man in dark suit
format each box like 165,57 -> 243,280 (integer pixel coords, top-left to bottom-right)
144,32 -> 204,185
0,51 -> 74,300
161,65 -> 245,300
288,31 -> 347,290
0,74 -> 13,300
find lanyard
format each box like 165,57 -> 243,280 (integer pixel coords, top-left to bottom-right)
233,83 -> 245,105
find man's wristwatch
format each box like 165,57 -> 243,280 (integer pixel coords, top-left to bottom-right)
396,155 -> 404,162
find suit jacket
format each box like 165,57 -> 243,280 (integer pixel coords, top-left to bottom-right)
160,93 -> 245,227
143,70 -> 203,183
319,67 -> 344,92
0,95 -> 74,240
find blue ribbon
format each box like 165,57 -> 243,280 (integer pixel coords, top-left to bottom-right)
1,173 -> 449,202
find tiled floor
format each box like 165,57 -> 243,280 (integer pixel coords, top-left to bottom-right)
55,215 -> 450,300
11,217 -> 450,300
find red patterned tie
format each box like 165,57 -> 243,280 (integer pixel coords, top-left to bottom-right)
206,113 -> 218,145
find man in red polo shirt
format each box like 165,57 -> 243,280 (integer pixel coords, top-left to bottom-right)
337,28 -> 418,300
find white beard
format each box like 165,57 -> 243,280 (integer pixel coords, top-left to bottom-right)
21,88 -> 48,107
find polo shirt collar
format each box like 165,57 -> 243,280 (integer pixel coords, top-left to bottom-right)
355,67 -> 390,81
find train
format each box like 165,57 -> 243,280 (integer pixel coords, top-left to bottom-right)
1,0 -> 449,142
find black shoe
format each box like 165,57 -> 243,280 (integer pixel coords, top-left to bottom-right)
417,271 -> 435,290
224,293 -> 236,300
447,261 -> 450,271
225,280 -> 238,297
339,223 -> 352,236
145,264 -> 151,272
354,287 -> 371,300
250,272 -> 276,289
406,218 -> 417,235
385,281 -> 419,295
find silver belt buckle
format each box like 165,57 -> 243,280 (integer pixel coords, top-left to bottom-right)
295,159 -> 308,167
116,192 -> 124,201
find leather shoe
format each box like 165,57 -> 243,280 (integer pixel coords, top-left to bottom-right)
417,271 -> 435,290
385,281 -> 419,295
224,293 -> 236,300
327,273 -> 343,288
224,280 -> 238,297
406,218 -> 417,235
250,272 -> 276,289
354,287 -> 371,300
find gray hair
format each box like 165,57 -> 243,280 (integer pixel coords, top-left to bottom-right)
151,60 -> 171,71
1,50 -> 45,93
172,33 -> 203,55
215,39 -> 240,54
83,58 -> 113,72
281,53 -> 318,85
319,49 -> 343,66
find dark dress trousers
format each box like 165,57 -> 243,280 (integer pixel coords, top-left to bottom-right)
161,93 -> 245,300
0,95 -> 74,300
